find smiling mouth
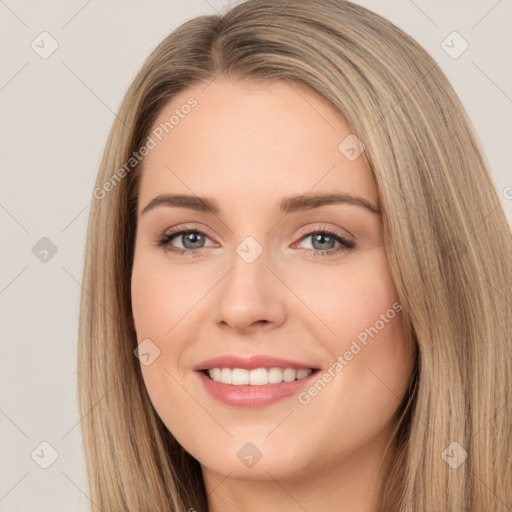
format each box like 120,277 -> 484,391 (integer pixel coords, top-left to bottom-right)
202,367 -> 318,385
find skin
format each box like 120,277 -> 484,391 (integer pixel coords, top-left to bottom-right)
131,78 -> 414,512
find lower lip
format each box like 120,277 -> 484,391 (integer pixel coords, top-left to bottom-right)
196,371 -> 318,407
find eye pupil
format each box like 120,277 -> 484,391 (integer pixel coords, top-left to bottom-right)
183,232 -> 204,249
312,233 -> 335,250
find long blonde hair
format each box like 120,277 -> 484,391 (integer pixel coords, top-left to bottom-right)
78,1 -> 512,510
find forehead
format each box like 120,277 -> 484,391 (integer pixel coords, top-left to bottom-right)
138,79 -> 377,213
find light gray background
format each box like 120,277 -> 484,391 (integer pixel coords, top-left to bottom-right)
1,1 -> 510,510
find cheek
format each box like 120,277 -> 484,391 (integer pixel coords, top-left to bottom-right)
292,251 -> 412,414
130,257 -> 196,433
130,253 -> 198,339
131,272 -> 172,338
289,250 -> 401,344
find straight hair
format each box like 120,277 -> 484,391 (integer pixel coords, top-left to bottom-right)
78,1 -> 512,510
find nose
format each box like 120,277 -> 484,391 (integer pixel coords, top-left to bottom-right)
213,242 -> 287,334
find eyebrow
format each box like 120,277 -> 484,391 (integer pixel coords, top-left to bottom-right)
140,192 -> 380,216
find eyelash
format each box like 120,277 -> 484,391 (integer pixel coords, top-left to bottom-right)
156,225 -> 355,257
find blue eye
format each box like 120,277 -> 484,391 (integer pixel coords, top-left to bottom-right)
157,229 -> 214,254
296,229 -> 355,256
156,227 -> 355,257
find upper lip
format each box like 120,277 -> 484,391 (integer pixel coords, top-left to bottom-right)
193,355 -> 319,371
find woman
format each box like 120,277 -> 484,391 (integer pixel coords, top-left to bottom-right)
78,1 -> 512,510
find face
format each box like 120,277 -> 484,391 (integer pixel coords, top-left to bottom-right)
131,79 -> 414,483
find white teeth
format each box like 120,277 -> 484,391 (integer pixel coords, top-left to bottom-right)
221,368 -> 231,384
268,367 -> 283,384
297,368 -> 312,379
282,368 -> 296,382
231,368 -> 249,385
206,367 -> 313,385
249,368 -> 268,385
